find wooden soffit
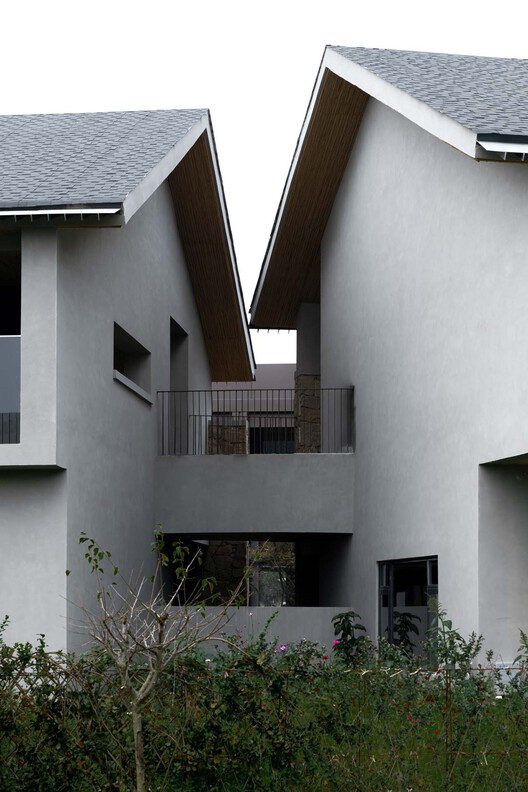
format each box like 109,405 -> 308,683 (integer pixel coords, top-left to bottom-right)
251,69 -> 369,329
169,131 -> 253,382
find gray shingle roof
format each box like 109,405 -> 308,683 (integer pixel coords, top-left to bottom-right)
330,46 -> 528,136
0,108 -> 206,209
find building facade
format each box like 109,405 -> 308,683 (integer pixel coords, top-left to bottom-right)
251,46 -> 528,662
0,109 -> 254,649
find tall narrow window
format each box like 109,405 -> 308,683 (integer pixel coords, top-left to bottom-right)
379,556 -> 438,655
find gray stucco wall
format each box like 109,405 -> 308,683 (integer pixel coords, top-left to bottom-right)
193,606 -> 352,652
50,181 -> 212,648
321,97 -> 528,657
479,465 -> 528,662
154,453 -> 354,535
0,470 -> 67,647
296,303 -> 321,375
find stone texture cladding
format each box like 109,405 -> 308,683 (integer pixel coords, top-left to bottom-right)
202,540 -> 247,598
208,418 -> 249,454
294,374 -> 321,453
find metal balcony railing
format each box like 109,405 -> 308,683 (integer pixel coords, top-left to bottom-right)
0,335 -> 20,444
0,412 -> 19,444
157,388 -> 354,455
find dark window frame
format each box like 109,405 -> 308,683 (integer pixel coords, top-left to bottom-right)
378,555 -> 438,648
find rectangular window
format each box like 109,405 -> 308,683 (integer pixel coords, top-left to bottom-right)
379,556 -> 438,655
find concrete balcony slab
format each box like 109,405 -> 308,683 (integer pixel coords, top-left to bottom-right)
155,453 -> 354,536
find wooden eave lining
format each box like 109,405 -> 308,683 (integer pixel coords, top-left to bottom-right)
168,132 -> 252,382
252,69 -> 369,329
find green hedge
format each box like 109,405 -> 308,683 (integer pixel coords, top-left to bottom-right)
2,630 -> 528,791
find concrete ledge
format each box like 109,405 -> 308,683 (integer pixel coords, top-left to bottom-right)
155,453 -> 354,535
113,370 -> 153,404
172,605 -> 355,651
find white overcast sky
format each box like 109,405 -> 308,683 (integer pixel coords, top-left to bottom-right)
3,0 -> 527,364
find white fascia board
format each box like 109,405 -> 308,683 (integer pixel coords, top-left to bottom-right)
203,123 -> 256,378
122,114 -> 209,224
0,207 -> 120,217
478,140 -> 528,154
324,48 -> 477,158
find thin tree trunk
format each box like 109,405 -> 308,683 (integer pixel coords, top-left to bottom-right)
131,705 -> 147,792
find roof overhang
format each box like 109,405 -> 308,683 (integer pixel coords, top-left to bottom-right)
0,114 -> 255,381
250,47 -> 482,329
0,205 -> 124,228
167,124 -> 255,381
476,135 -> 528,161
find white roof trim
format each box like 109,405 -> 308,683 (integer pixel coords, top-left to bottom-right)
478,139 -> 528,154
324,48 -> 478,159
122,114 -> 209,224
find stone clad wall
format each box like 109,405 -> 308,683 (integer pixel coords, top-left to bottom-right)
202,540 -> 247,598
294,374 -> 321,453
208,419 -> 248,454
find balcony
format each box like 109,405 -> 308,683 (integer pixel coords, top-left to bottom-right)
0,335 -> 20,444
157,387 -> 354,456
155,386 -> 355,538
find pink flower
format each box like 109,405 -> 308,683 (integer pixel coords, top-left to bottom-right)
280,644 -> 287,651
332,640 -> 341,645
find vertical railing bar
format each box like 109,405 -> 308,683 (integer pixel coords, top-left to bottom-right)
177,390 -> 181,455
176,391 -> 179,455
163,393 -> 166,456
203,389 -> 206,456
197,390 -> 201,456
335,389 -> 337,453
258,388 -> 262,454
179,392 -> 184,455
282,390 -> 284,451
196,391 -> 200,456
178,390 -> 181,455
173,391 -> 176,455
272,389 -> 275,452
178,390 -> 182,455
340,389 -> 343,452
279,388 -> 282,450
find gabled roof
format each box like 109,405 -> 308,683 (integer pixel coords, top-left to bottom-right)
0,108 -> 255,380
0,109 -> 206,210
331,47 -> 528,137
250,46 -> 528,329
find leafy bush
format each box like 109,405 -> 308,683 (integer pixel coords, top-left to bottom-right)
4,598 -> 528,791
